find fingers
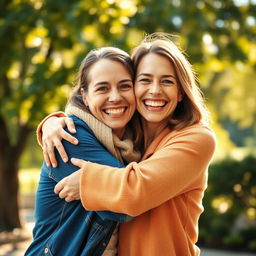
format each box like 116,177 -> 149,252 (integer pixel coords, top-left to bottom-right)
48,146 -> 58,168
71,158 -> 87,168
43,145 -> 51,167
43,143 -> 57,167
54,177 -> 79,202
55,140 -> 68,163
59,191 -> 78,202
65,117 -> 77,134
41,117 -> 79,166
60,129 -> 78,145
54,178 -> 64,194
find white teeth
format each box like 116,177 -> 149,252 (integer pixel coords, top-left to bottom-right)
144,100 -> 165,107
105,108 -> 125,114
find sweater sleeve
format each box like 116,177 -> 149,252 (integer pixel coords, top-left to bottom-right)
36,111 -> 66,147
80,126 -> 216,216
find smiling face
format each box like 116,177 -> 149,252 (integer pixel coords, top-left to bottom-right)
135,53 -> 182,130
82,59 -> 136,138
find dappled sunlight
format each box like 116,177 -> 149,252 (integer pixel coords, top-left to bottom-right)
49,52 -> 63,71
247,208 -> 256,220
211,196 -> 233,214
29,0 -> 43,9
126,28 -> 144,48
233,184 -> 242,193
25,27 -> 47,48
18,168 -> 40,195
7,62 -> 20,79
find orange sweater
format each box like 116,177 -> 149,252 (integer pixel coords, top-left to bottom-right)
80,124 -> 216,256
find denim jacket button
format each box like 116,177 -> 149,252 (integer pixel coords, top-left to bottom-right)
44,247 -> 49,254
102,242 -> 106,246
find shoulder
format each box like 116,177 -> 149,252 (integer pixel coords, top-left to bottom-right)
181,124 -> 216,141
65,115 -> 98,146
172,124 -> 216,142
162,124 -> 217,154
67,115 -> 94,136
68,115 -> 92,132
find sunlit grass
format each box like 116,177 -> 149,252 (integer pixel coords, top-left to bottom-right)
19,168 -> 40,194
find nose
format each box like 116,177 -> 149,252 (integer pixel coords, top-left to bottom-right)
149,80 -> 161,95
109,88 -> 122,102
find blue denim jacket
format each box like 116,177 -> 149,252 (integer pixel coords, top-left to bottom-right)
25,116 -> 132,256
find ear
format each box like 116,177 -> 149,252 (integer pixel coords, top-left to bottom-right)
80,88 -> 88,106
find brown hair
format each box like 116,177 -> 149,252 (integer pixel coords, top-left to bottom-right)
68,47 -> 135,111
131,32 -> 209,130
68,46 -> 142,149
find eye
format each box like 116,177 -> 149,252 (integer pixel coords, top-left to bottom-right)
95,86 -> 108,92
161,79 -> 175,86
119,83 -> 133,90
138,78 -> 151,84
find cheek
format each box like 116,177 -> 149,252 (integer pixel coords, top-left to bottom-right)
85,94 -> 101,111
134,85 -> 143,99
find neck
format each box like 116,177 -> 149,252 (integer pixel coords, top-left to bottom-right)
113,128 -> 125,139
142,120 -> 168,150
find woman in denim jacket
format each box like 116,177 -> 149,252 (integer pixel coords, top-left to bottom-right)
25,47 -> 141,256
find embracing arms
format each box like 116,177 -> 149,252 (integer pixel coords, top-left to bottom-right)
41,115 -> 133,223
37,112 -> 77,167
74,126 -> 216,216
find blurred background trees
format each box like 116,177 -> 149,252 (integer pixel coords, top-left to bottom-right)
0,0 -> 255,250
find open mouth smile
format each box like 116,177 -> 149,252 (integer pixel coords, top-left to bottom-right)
143,100 -> 167,109
103,107 -> 127,116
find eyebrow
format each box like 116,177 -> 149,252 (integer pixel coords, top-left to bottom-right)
94,81 -> 109,87
93,79 -> 133,87
119,79 -> 133,83
137,73 -> 175,78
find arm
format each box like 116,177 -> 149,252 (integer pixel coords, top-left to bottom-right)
37,112 -> 78,167
50,116 -> 132,223
79,126 -> 216,216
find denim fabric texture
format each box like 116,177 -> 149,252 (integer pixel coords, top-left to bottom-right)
25,116 -> 131,256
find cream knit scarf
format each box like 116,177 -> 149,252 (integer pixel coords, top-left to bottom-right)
65,105 -> 141,164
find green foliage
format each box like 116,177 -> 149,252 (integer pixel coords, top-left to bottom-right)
199,155 -> 256,252
1,0 -> 256,232
1,0 -> 255,144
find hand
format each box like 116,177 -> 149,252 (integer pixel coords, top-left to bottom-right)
54,169 -> 82,202
54,158 -> 88,202
42,116 -> 78,167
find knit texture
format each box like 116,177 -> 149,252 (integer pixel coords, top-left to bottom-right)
65,104 -> 141,164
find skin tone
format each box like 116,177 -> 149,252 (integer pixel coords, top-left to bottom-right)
54,53 -> 183,201
81,59 -> 136,139
135,53 -> 182,148
42,59 -> 135,167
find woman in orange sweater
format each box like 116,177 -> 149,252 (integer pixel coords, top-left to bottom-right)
40,33 -> 216,255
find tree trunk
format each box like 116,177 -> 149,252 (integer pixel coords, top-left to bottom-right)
0,117 -> 32,232
0,155 -> 21,231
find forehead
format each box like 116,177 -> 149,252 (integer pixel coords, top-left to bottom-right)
137,53 -> 175,76
89,59 -> 131,80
